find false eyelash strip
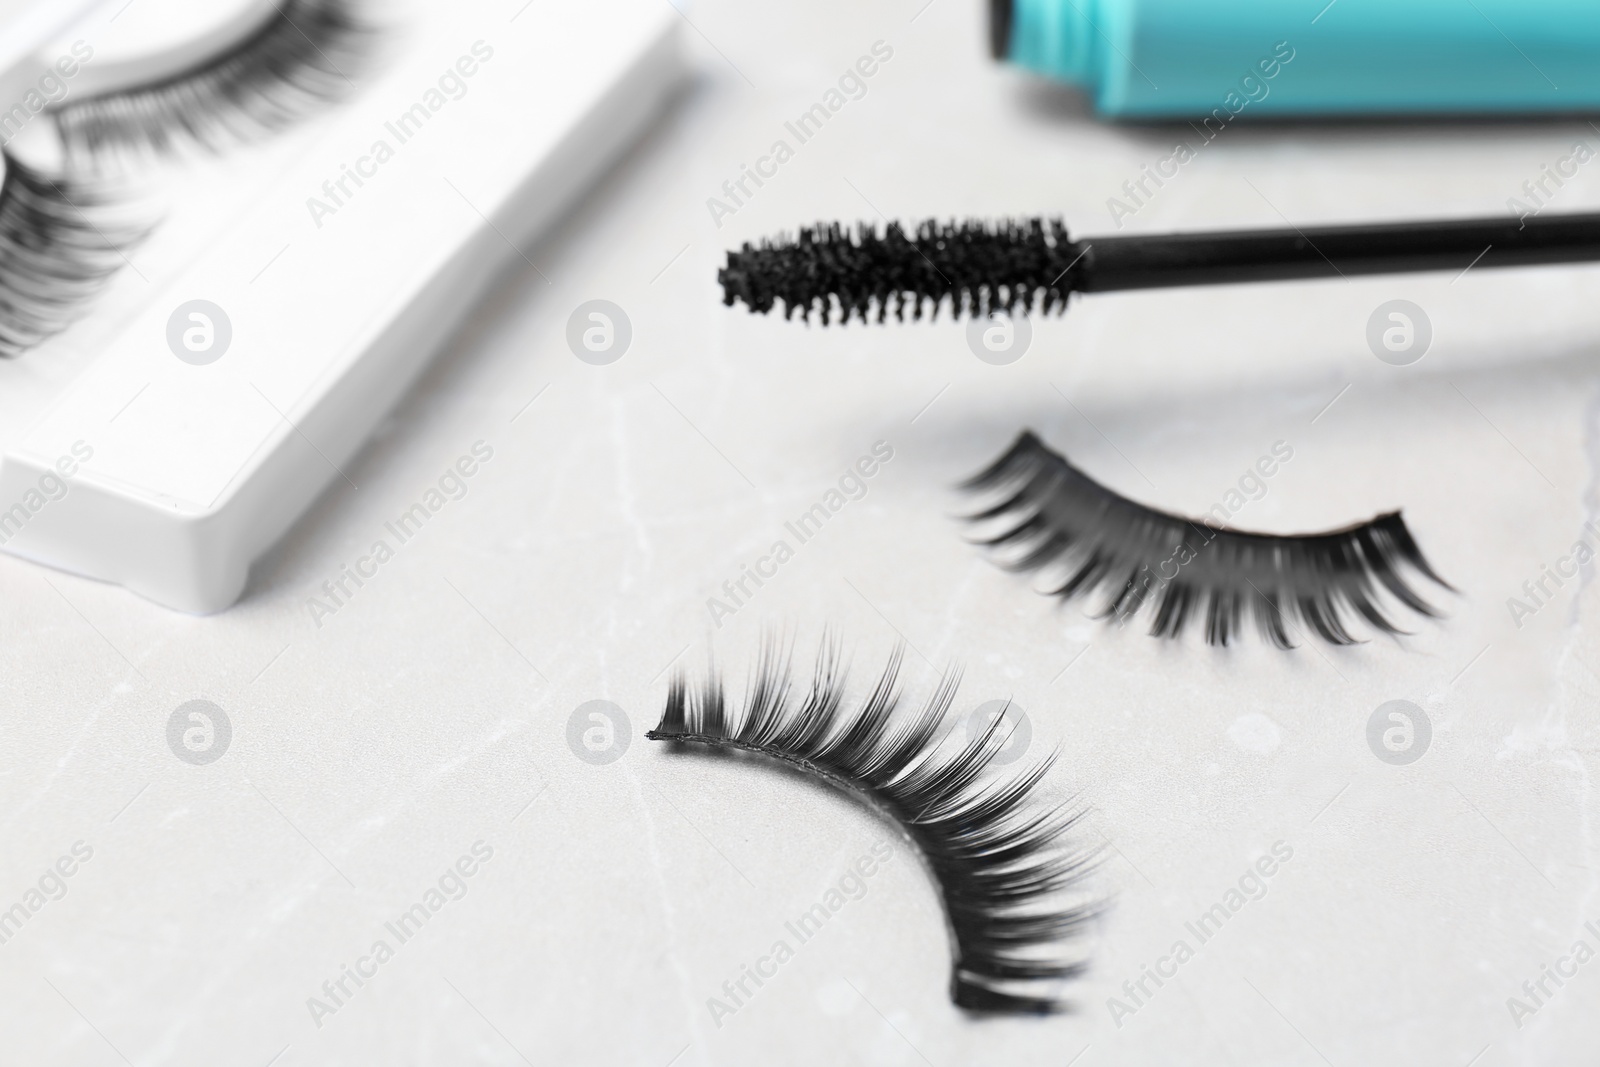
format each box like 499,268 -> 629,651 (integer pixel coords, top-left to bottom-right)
963,432 -> 1452,648
647,642 -> 1100,1014
51,0 -> 374,159
0,151 -> 137,358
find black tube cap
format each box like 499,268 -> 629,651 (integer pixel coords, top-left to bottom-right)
988,0 -> 1013,60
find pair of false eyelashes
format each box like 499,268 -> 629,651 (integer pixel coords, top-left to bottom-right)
664,159 -> 1454,1017
9,17 -> 1447,1012
0,0 -> 372,357
650,440 -> 1448,1016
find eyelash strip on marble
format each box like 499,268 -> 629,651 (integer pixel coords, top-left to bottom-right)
51,0 -> 374,160
962,430 -> 1452,648
0,151 -> 139,358
647,641 -> 1101,1014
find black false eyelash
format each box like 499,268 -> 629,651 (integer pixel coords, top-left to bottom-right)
647,642 -> 1100,1014
0,151 -> 138,358
963,432 -> 1453,648
52,0 -> 373,160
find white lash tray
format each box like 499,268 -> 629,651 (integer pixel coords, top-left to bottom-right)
0,0 -> 102,109
0,0 -> 681,612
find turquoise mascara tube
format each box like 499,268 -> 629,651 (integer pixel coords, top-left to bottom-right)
990,0 -> 1600,117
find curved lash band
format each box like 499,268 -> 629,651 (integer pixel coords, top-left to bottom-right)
647,645 -> 1100,1014
964,431 -> 1453,648
52,0 -> 375,159
0,152 -> 138,357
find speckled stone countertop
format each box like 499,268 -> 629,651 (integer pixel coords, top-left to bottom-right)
1,1 -> 1597,1064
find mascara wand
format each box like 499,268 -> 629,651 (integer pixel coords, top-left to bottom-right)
719,213 -> 1600,324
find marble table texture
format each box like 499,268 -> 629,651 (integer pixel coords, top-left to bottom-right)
1,1 -> 1597,1064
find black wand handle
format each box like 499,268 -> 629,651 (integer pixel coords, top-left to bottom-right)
1078,212 -> 1600,292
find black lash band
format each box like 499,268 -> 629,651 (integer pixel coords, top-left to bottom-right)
647,643 -> 1100,1014
52,0 -> 374,158
0,151 -> 138,357
964,431 -> 1453,648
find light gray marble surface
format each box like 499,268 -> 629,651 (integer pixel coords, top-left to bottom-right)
2,1 -> 1598,1064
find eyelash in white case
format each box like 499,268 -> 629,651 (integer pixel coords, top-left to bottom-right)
0,150 -> 137,358
0,0 -> 685,612
52,0 -> 376,161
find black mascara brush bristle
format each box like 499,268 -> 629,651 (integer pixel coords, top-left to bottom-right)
719,219 -> 1082,325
